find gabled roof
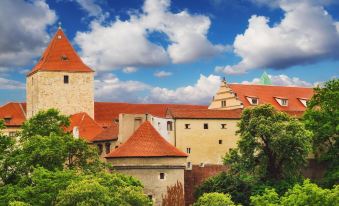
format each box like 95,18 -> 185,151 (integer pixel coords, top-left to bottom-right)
67,112 -> 103,142
92,122 -> 119,142
229,84 -> 314,113
0,102 -> 26,126
106,121 -> 187,158
94,102 -> 207,125
28,28 -> 93,76
167,108 -> 242,119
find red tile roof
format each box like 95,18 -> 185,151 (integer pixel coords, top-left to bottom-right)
94,102 -> 207,125
168,108 -> 242,119
0,102 -> 26,126
28,28 -> 93,76
106,121 -> 187,158
229,84 -> 314,113
92,122 -> 119,142
67,112 -> 103,142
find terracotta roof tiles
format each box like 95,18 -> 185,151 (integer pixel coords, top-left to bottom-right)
0,102 -> 26,126
106,121 -> 187,158
28,28 -> 93,76
92,122 -> 119,142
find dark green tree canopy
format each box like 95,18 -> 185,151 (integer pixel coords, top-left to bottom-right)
225,104 -> 312,181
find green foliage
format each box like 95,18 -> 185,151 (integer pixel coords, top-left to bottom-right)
194,192 -> 236,206
250,180 -> 339,206
225,104 -> 312,181
195,172 -> 255,205
0,109 -> 150,206
303,79 -> 339,187
21,109 -> 70,139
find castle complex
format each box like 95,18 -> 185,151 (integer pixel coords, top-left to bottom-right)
0,28 -> 314,205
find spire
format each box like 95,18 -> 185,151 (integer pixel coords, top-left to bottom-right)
259,71 -> 272,85
27,26 -> 93,76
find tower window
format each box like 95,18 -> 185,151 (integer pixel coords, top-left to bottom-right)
219,140 -> 223,144
204,123 -> 208,129
64,75 -> 69,84
221,100 -> 226,107
159,173 -> 165,180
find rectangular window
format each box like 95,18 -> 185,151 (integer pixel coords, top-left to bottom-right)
204,123 -> 208,129
167,121 -> 173,131
9,132 -> 16,137
281,99 -> 288,106
159,173 -> 165,180
64,75 -> 69,84
219,140 -> 223,144
221,100 -> 226,108
221,124 -> 227,129
251,98 -> 258,105
185,124 -> 191,129
105,143 -> 111,154
186,148 -> 191,154
97,144 -> 103,155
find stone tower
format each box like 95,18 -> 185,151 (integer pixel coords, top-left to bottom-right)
208,78 -> 243,110
26,27 -> 94,118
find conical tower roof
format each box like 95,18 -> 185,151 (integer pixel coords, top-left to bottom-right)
106,121 -> 187,158
259,71 -> 272,85
28,27 -> 93,76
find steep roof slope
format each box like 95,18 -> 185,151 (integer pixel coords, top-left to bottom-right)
106,121 -> 187,158
229,84 -> 314,112
28,28 -> 93,76
0,102 -> 26,126
67,112 -> 103,142
91,122 -> 119,142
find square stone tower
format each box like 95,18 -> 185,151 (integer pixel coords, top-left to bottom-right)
26,27 -> 94,118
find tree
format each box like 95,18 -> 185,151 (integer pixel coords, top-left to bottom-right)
250,180 -> 339,206
303,79 -> 339,187
195,172 -> 254,205
194,193 -> 236,206
225,104 -> 312,181
21,109 -> 69,139
162,181 -> 185,206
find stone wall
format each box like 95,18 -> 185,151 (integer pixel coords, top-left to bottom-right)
26,71 -> 94,118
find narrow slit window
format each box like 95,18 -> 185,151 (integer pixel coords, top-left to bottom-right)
186,148 -> 191,154
64,75 -> 69,84
204,123 -> 208,129
219,139 -> 223,144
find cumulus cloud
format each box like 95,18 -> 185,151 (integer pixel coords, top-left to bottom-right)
154,71 -> 172,78
123,66 -> 138,73
72,0 -> 109,21
0,0 -> 57,68
242,74 -> 314,87
75,0 -> 226,72
95,73 -> 150,102
145,74 -> 221,104
216,0 -> 339,75
0,77 -> 25,90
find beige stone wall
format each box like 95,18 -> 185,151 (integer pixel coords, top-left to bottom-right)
118,114 -> 148,143
175,119 -> 239,164
2,127 -> 21,137
92,140 -> 117,160
107,157 -> 186,206
208,80 -> 243,110
26,71 -> 94,118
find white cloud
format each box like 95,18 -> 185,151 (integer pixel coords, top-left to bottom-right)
0,0 -> 57,68
75,0 -> 226,72
146,74 -> 221,104
241,74 -> 314,87
154,71 -> 172,78
216,0 -> 339,75
0,77 -> 25,90
73,0 -> 109,21
123,66 -> 138,73
95,73 -> 150,102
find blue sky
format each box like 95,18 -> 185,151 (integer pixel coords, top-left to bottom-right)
0,0 -> 338,105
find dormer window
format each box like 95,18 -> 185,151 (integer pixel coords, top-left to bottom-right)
61,54 -> 68,61
246,96 -> 259,105
299,98 -> 308,107
275,97 -> 288,106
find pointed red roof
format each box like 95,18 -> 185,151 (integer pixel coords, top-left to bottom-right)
106,121 -> 187,158
28,28 -> 93,76
67,112 -> 103,142
0,102 -> 26,126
